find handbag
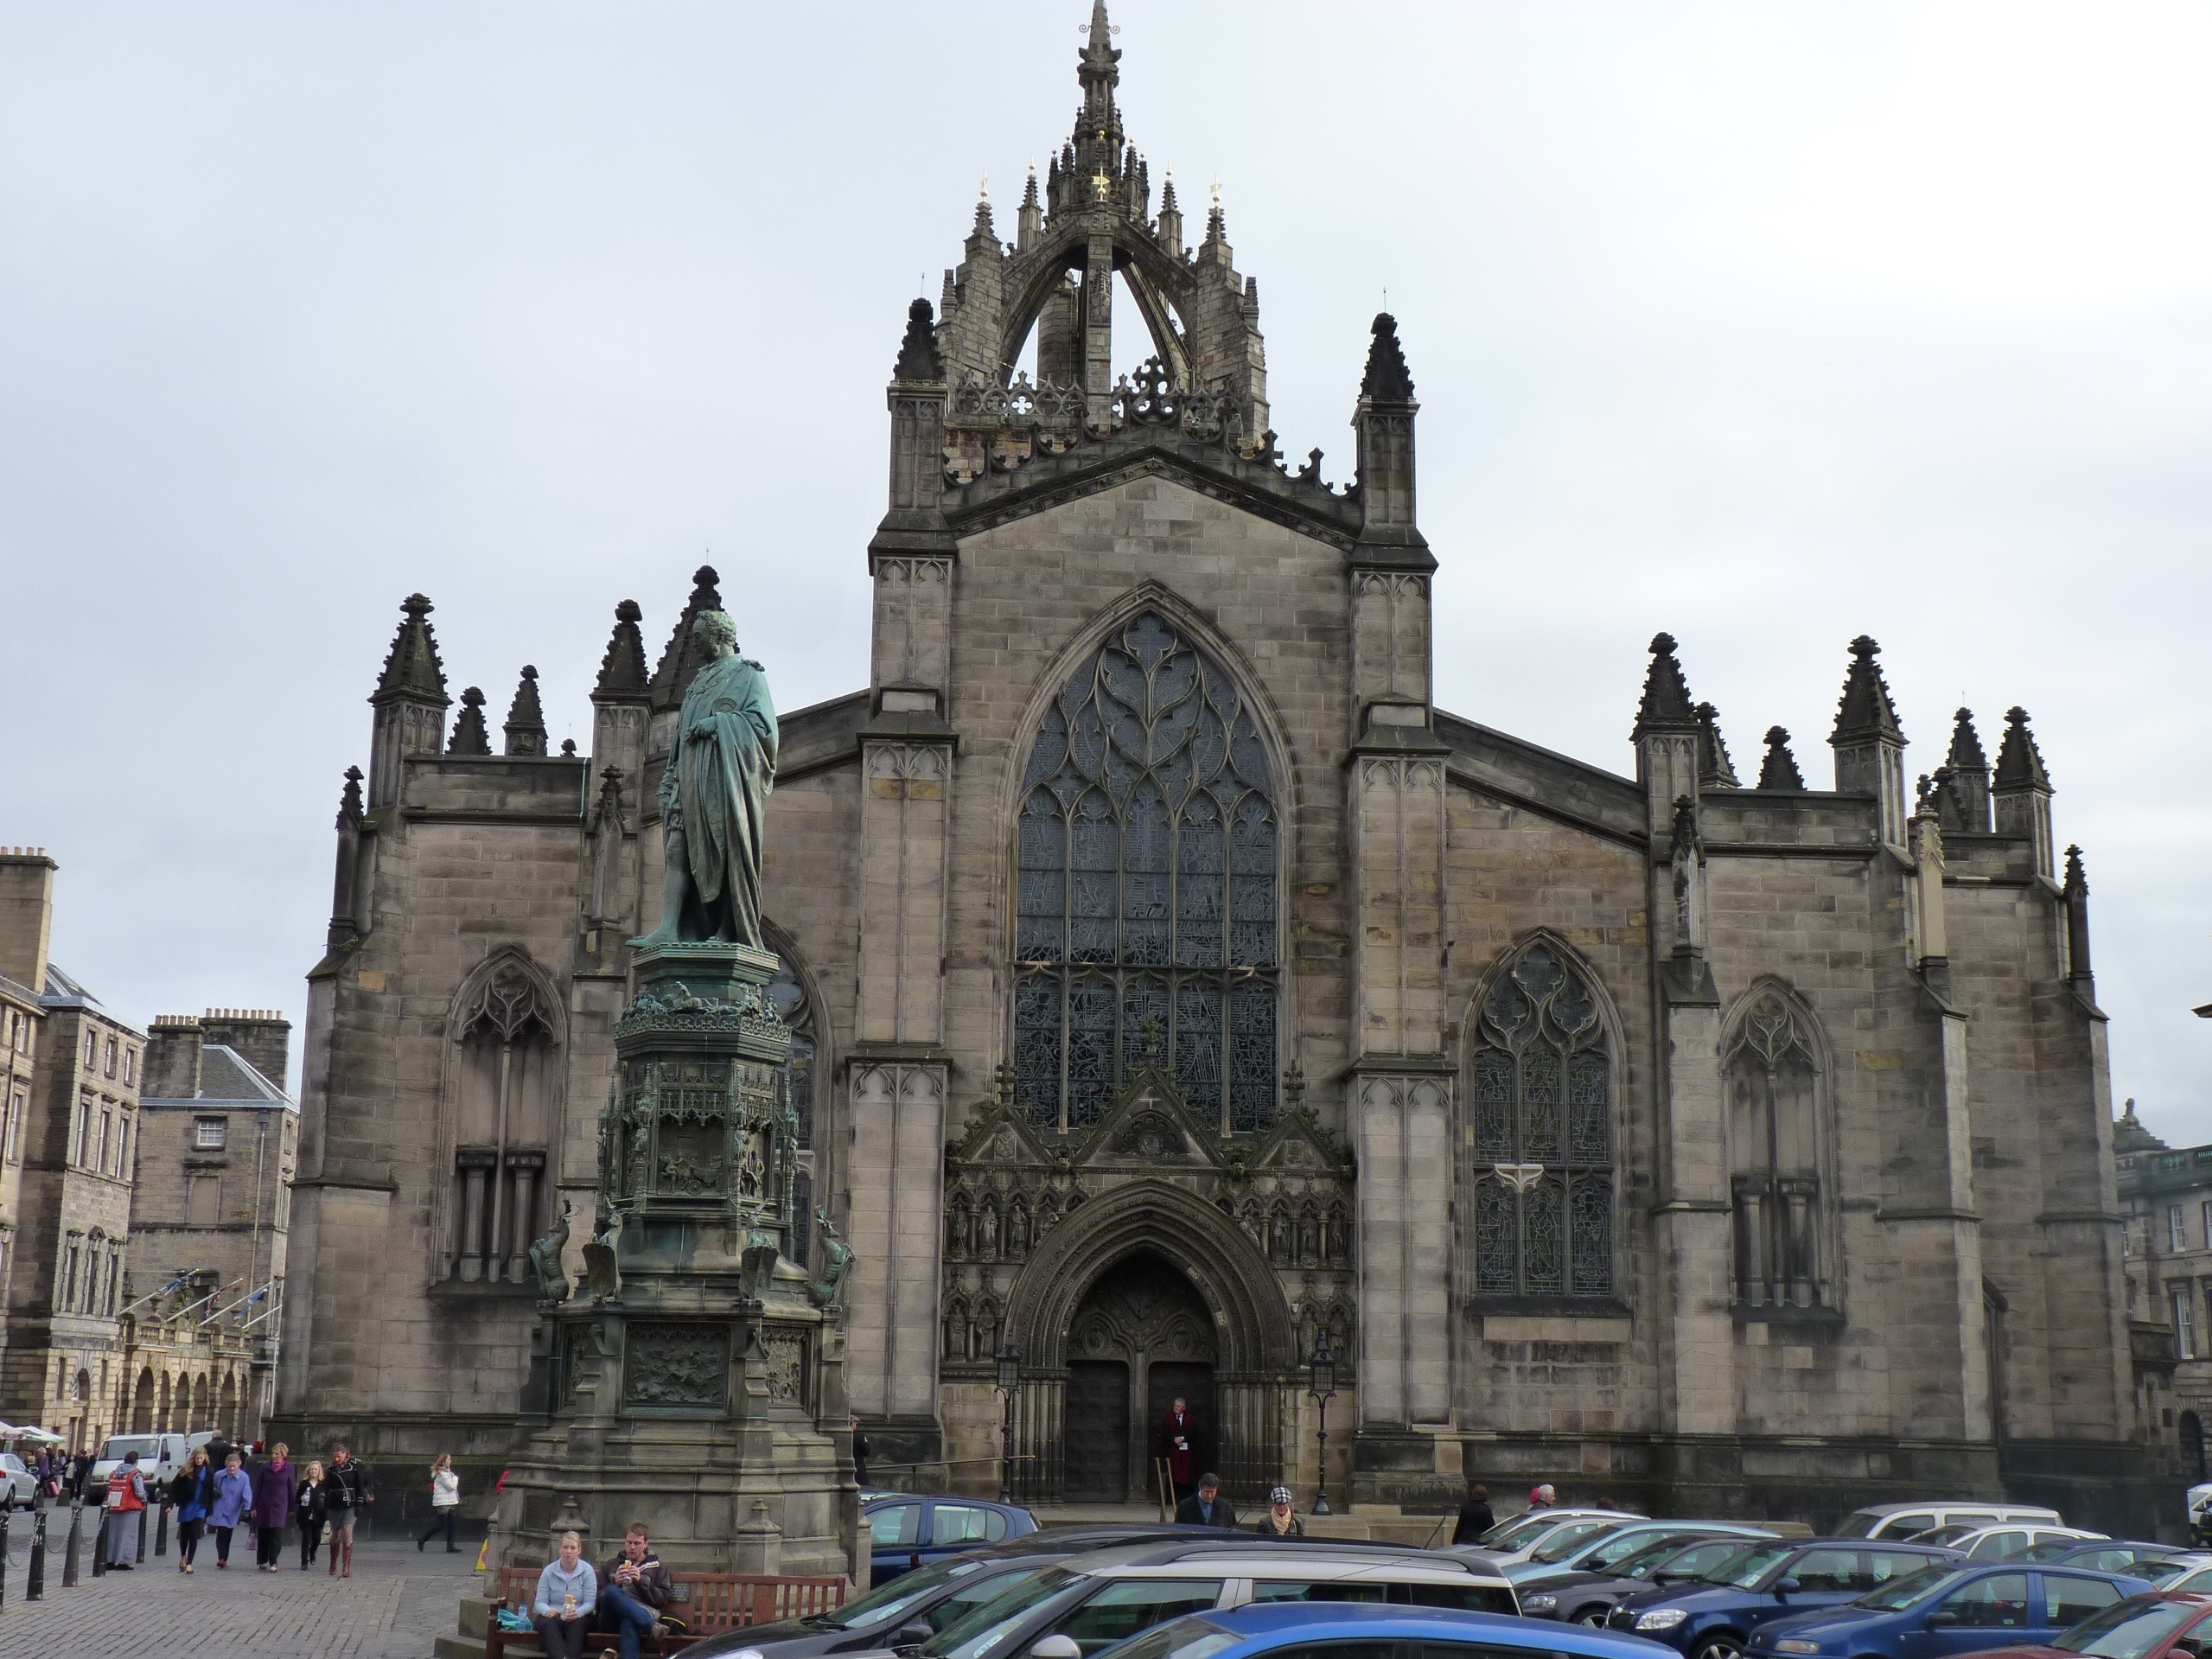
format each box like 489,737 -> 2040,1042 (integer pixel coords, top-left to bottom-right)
496,1608 -> 533,1632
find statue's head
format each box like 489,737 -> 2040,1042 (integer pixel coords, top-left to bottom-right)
693,609 -> 738,656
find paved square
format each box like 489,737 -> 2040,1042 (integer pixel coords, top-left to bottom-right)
0,1503 -> 478,1658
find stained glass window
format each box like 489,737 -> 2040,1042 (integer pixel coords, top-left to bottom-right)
1465,942 -> 1614,1297
1012,611 -> 1280,1130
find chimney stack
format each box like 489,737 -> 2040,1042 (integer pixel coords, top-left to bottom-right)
0,849 -> 56,994
196,1008 -> 291,1092
143,1014 -> 205,1101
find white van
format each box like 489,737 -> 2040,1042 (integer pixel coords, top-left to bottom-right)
1833,1500 -> 2063,1540
88,1430 -> 215,1495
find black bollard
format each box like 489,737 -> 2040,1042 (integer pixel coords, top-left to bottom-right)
1,1504 -> 11,1610
154,1499 -> 169,1557
25,1508 -> 45,1601
61,1501 -> 80,1586
92,1504 -> 105,1579
136,1502 -> 146,1564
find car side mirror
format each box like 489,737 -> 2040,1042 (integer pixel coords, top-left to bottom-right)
1030,1637 -> 1082,1659
1775,1578 -> 1801,1596
893,1623 -> 934,1650
1927,1611 -> 1958,1627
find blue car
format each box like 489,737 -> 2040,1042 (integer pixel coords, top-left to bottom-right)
1744,1561 -> 2154,1659
865,1495 -> 1040,1583
1097,1599 -> 1679,1659
1608,1539 -> 1961,1658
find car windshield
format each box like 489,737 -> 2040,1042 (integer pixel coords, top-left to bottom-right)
1852,1565 -> 1965,1612
98,1436 -> 160,1463
1102,1618 -> 1243,1659
2018,1542 -> 2075,1562
1533,1522 -> 1625,1564
921,1569 -> 1082,1659
2158,1566 -> 2212,1592
820,1557 -> 996,1629
2051,1598 -> 2206,1659
1915,1526 -> 1976,1545
1706,1542 -> 1800,1589
1833,1513 -> 1884,1540
1486,1512 -> 1570,1550
1584,1533 -> 1699,1574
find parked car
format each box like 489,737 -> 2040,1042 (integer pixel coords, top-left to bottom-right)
1742,1560 -> 2154,1659
865,1495 -> 1041,1584
1834,1503 -> 2064,1542
1089,1600 -> 1680,1659
1994,1592 -> 2212,1659
87,1430 -> 214,1496
1511,1522 -> 1780,1586
891,1540 -> 1520,1659
685,1528 -> 1234,1659
1932,1527 -> 2108,1561
2151,1562 -> 2212,1594
1606,1538 -> 1962,1658
0,1452 -> 35,1509
1455,1510 -> 1650,1568
2014,1543 -> 2204,1578
1522,1535 -> 1793,1626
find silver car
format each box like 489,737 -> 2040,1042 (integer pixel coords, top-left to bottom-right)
0,1452 -> 37,1509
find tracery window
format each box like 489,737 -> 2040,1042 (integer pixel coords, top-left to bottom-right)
1725,988 -> 1832,1308
1466,942 -> 1615,1298
444,953 -> 559,1285
764,958 -> 816,1151
1012,610 -> 1279,1132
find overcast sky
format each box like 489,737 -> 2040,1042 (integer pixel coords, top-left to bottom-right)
1,2 -> 2206,1137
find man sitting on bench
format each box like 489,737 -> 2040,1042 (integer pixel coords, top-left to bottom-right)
599,1522 -> 676,1659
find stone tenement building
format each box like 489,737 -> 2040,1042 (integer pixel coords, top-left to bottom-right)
0,851 -> 284,1449
276,3 -> 2147,1526
2113,1103 -> 2212,1487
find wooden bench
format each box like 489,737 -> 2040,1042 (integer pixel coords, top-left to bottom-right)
482,1564 -> 846,1657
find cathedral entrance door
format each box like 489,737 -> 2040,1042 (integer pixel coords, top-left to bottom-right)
1065,1362 -> 1129,1500
1064,1252 -> 1221,1504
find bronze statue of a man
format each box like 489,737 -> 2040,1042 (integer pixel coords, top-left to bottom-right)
630,609 -> 778,950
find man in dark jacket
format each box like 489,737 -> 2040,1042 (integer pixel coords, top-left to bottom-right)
1451,1483 -> 1495,1545
1174,1472 -> 1239,1529
599,1524 -> 676,1659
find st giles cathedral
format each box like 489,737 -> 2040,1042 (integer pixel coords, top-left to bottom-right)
274,4 -> 2148,1527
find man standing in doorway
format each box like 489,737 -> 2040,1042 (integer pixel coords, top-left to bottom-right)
1159,1396 -> 1195,1503
1175,1472 -> 1239,1529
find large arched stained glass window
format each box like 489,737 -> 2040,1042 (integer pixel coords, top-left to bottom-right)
1013,610 -> 1280,1132
1465,941 -> 1615,1298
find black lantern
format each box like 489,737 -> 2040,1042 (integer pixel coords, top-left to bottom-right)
995,1341 -> 1023,1503
1307,1335 -> 1338,1515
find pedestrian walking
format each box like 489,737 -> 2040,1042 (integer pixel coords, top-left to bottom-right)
102,1451 -> 147,1570
416,1453 -> 462,1553
70,1447 -> 92,1498
1525,1483 -> 1556,1512
208,1450 -> 252,1568
171,1446 -> 214,1573
1251,1485 -> 1304,1537
1451,1482 -> 1495,1545
294,1459 -> 328,1570
1174,1472 -> 1240,1528
323,1444 -> 371,1578
252,1444 -> 294,1571
597,1523 -> 674,1659
532,1529 -> 598,1659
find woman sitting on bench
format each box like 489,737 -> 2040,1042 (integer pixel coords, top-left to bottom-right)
532,1530 -> 600,1659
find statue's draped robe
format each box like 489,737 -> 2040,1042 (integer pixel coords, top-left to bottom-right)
663,653 -> 777,947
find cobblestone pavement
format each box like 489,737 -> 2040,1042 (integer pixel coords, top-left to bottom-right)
0,1504 -> 479,1657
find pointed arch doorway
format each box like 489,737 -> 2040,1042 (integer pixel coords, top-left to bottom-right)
1062,1252 -> 1216,1502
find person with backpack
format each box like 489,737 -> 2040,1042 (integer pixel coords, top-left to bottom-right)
102,1451 -> 147,1570
324,1444 -> 371,1578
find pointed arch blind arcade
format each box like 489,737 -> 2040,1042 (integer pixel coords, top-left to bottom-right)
1014,610 -> 1279,1132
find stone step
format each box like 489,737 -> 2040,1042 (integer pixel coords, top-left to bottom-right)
433,1637 -> 488,1659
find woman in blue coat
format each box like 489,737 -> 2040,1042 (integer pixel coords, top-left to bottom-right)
170,1446 -> 215,1573
207,1450 -> 254,1569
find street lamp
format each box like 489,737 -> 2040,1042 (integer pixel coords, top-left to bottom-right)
1307,1334 -> 1337,1516
995,1341 -> 1023,1505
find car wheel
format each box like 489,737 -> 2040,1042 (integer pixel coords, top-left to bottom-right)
1692,1635 -> 1745,1659
1572,1608 -> 1610,1628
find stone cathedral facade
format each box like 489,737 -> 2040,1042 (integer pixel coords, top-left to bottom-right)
276,5 -> 2151,1528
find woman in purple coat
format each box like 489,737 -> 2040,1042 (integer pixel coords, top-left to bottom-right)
251,1444 -> 295,1572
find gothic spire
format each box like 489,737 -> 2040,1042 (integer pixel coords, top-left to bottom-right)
892,297 -> 945,383
1757,726 -> 1806,790
374,593 -> 448,704
1360,312 -> 1415,402
648,565 -> 724,711
1632,633 -> 1699,738
595,600 -> 648,699
1946,707 -> 1987,773
1993,705 -> 2051,790
1695,702 -> 1740,788
503,665 -> 547,756
1831,635 -> 1904,743
447,687 -> 490,755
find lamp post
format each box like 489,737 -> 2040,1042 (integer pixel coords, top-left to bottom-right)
995,1341 -> 1023,1505
1307,1335 -> 1337,1516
